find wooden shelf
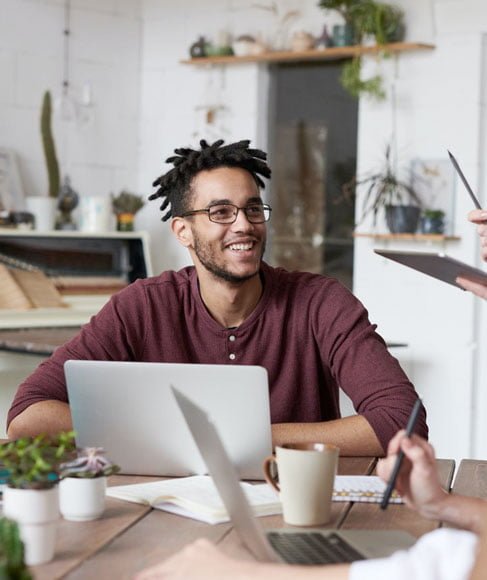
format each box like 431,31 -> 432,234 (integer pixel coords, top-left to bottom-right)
181,42 -> 435,66
353,233 -> 461,242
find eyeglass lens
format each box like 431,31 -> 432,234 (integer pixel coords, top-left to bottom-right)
208,204 -> 270,223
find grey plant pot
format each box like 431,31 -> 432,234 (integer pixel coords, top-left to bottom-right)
385,205 -> 421,234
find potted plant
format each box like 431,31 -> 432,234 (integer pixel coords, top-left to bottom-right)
343,144 -> 423,233
111,190 -> 145,231
26,91 -> 61,231
59,447 -> 120,522
420,209 -> 445,234
0,432 -> 76,566
318,0 -> 405,100
0,517 -> 32,579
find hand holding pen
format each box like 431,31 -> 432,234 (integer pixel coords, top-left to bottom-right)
380,398 -> 423,510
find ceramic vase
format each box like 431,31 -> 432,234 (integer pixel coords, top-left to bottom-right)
59,476 -> 106,521
78,196 -> 111,232
25,196 -> 57,232
3,486 -> 59,566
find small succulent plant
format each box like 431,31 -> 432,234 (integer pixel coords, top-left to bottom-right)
60,447 -> 120,479
111,190 -> 145,215
0,432 -> 76,490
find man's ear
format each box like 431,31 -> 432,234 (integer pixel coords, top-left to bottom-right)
171,217 -> 193,247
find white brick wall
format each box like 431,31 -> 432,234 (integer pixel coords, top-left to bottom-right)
0,0 -> 141,207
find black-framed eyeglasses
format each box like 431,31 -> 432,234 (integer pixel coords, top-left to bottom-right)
181,203 -> 272,224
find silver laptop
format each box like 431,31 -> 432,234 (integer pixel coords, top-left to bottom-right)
172,387 -> 416,565
64,360 -> 272,479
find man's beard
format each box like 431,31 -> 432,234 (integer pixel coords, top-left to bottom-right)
193,233 -> 265,284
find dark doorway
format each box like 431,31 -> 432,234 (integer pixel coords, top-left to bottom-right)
267,61 -> 358,289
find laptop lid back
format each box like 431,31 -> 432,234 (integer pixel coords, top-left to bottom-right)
65,360 -> 271,479
172,387 -> 280,563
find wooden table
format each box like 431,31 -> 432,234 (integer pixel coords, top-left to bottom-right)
26,456 -> 465,579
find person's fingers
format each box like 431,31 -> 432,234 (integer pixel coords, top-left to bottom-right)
456,277 -> 487,299
399,437 -> 436,473
467,209 -> 487,223
404,434 -> 436,460
386,429 -> 406,456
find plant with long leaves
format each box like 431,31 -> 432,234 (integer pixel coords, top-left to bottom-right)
343,144 -> 422,226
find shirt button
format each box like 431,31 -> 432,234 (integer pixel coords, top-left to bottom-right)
229,335 -> 236,342
229,353 -> 236,360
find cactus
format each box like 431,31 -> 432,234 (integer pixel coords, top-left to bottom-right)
40,90 -> 60,198
0,518 -> 32,579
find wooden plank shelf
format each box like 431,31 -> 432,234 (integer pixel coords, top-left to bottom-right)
353,232 -> 461,242
181,42 -> 435,66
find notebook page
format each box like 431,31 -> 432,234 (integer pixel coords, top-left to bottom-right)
333,475 -> 403,503
107,475 -> 281,524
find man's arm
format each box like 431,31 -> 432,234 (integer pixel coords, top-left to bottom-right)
272,414 -> 384,456
7,400 -> 72,439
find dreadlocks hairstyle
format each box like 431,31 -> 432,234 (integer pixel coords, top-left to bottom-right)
149,139 -> 271,222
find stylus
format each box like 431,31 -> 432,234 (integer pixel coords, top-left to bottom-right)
448,150 -> 482,209
380,398 -> 423,510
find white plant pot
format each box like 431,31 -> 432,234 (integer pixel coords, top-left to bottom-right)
25,196 -> 57,232
78,196 -> 111,232
3,486 -> 59,566
59,476 -> 106,521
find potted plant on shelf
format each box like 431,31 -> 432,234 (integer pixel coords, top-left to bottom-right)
0,432 -> 76,566
318,0 -> 405,99
111,190 -> 145,231
0,517 -> 32,579
420,209 -> 445,235
59,447 -> 120,522
25,90 -> 61,231
343,144 -> 423,233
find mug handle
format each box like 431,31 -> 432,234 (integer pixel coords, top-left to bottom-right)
263,455 -> 280,492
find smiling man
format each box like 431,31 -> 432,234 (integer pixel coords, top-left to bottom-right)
7,139 -> 427,454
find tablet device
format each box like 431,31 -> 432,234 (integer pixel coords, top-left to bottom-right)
374,249 -> 487,288
64,360 -> 272,478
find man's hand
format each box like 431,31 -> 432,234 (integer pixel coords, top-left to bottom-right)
376,431 -> 448,519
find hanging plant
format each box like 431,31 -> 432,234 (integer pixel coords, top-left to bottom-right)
318,0 -> 406,100
340,56 -> 385,100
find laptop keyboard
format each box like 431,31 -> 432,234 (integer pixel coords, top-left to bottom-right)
267,532 -> 366,565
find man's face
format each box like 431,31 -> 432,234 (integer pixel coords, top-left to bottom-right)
184,167 -> 267,284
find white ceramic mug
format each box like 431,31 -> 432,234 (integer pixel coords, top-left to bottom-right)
263,443 -> 339,526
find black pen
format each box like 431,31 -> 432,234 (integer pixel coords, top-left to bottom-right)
447,150 -> 482,209
380,398 -> 423,510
